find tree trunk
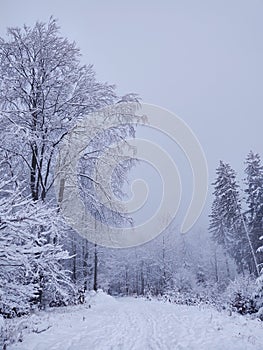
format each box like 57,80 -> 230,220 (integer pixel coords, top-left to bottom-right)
83,239 -> 89,291
223,250 -> 231,279
72,237 -> 77,282
214,248 -> 219,283
93,244 -> 98,291
240,212 -> 260,276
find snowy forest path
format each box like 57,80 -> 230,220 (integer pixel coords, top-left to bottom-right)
9,294 -> 263,350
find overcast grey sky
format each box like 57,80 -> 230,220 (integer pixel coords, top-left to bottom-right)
1,0 -> 263,228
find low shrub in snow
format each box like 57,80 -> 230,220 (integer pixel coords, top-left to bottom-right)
223,275 -> 258,316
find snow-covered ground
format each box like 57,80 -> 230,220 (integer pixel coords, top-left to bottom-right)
9,291 -> 263,350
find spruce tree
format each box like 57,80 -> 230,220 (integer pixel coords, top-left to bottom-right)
209,161 -> 249,273
244,151 -> 263,270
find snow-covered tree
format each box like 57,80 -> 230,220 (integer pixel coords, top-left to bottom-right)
0,152 -> 74,316
244,151 -> 263,270
209,163 -> 240,255
0,18 -> 141,299
0,18 -> 119,201
209,161 -> 251,274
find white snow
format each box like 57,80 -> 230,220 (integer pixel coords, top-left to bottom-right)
9,291 -> 263,350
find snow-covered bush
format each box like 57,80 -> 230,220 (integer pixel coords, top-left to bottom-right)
254,240 -> 263,320
223,275 -> 257,315
254,277 -> 263,320
173,268 -> 197,293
